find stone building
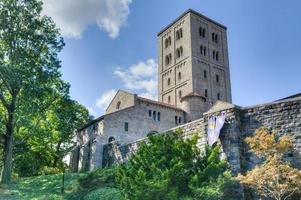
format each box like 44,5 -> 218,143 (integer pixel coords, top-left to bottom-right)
69,8 -> 301,188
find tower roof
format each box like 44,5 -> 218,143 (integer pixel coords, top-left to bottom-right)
157,9 -> 227,36
180,92 -> 206,102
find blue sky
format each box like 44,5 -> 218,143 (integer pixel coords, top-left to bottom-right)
42,0 -> 301,117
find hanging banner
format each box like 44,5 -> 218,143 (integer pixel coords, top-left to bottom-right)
207,113 -> 226,146
207,117 -> 216,146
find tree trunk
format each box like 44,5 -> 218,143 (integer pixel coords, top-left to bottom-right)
1,94 -> 16,184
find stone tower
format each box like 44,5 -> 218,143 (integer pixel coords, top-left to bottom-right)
157,9 -> 232,122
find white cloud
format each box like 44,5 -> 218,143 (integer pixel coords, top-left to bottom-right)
87,107 -> 97,117
114,59 -> 158,100
42,0 -> 132,39
96,89 -> 117,111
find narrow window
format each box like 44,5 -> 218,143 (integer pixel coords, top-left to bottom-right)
180,28 -> 183,38
167,78 -> 171,86
168,36 -> 171,46
199,27 -> 206,38
217,93 -> 220,100
204,47 -> 207,56
176,48 -> 180,58
216,75 -> 219,83
216,51 -> 219,61
178,72 -> 182,80
124,122 -> 129,132
168,96 -> 171,103
215,34 -> 218,43
165,55 -> 169,65
164,38 -> 169,48
202,28 -> 206,38
180,46 -> 183,56
153,111 -> 156,121
179,117 -> 182,124
179,90 -> 182,99
175,116 -> 178,125
212,33 -> 215,42
158,112 -> 161,121
176,30 -> 180,40
205,89 -> 208,97
213,50 -> 216,60
149,110 -> 152,117
116,101 -> 121,109
204,70 -> 207,78
169,54 -> 172,63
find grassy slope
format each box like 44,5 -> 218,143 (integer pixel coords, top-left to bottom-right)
0,173 -> 85,200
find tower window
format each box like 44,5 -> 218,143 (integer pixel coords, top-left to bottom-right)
176,46 -> 183,58
205,89 -> 208,97
124,122 -> 129,132
179,90 -> 182,99
212,33 -> 218,43
204,70 -> 207,78
175,116 -> 178,125
116,101 -> 121,109
179,117 -> 182,124
153,111 -> 156,121
217,93 -> 220,100
178,72 -> 182,80
149,110 -> 152,117
212,50 -> 219,61
176,28 -> 183,40
216,75 -> 219,83
165,53 -> 172,65
168,96 -> 171,103
158,112 -> 161,121
167,78 -> 171,86
200,45 -> 207,56
216,51 -> 219,61
165,36 -> 171,48
199,27 -> 206,38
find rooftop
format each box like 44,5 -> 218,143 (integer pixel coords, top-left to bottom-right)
157,9 -> 227,36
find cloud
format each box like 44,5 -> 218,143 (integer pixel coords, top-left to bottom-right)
114,59 -> 158,100
42,0 -> 132,39
96,89 -> 117,111
87,107 -> 97,117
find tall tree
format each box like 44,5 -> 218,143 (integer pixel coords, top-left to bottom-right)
0,0 -> 64,183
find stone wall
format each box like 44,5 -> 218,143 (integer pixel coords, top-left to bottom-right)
102,97 -> 301,175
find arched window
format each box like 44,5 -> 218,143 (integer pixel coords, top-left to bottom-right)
178,72 -> 181,80
203,46 -> 207,56
213,50 -> 216,60
168,96 -> 171,103
165,54 -> 171,65
175,116 -> 178,125
158,112 -> 161,121
204,70 -> 207,78
212,33 -> 215,42
153,111 -> 156,120
168,36 -> 171,46
149,110 -> 152,117
199,27 -> 206,38
169,53 -> 172,62
215,34 -> 218,43
178,117 -> 182,124
167,78 -> 171,86
176,48 -> 181,58
178,90 -> 182,99
180,46 -> 183,56
116,101 -> 121,109
200,45 -> 206,56
108,136 -> 116,143
176,28 -> 183,40
164,38 -> 169,48
205,89 -> 208,97
217,93 -> 220,100
216,51 -> 219,61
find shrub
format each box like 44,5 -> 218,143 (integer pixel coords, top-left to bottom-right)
83,187 -> 124,200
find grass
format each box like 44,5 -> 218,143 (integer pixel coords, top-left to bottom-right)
0,173 -> 85,200
0,168 -> 124,200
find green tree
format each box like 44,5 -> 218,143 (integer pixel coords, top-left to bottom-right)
0,0 -> 65,183
116,129 -> 238,200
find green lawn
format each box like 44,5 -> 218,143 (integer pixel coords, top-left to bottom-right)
0,173 -> 85,200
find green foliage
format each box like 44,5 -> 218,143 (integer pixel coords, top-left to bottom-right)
83,188 -> 124,200
67,167 -> 120,200
116,129 -> 238,200
0,0 -> 90,180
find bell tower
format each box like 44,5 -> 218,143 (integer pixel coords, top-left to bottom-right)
157,9 -> 232,121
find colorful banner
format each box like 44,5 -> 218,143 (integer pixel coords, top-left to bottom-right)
207,113 -> 226,146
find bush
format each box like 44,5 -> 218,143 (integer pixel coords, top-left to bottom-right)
116,129 -> 238,200
39,166 -> 60,175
